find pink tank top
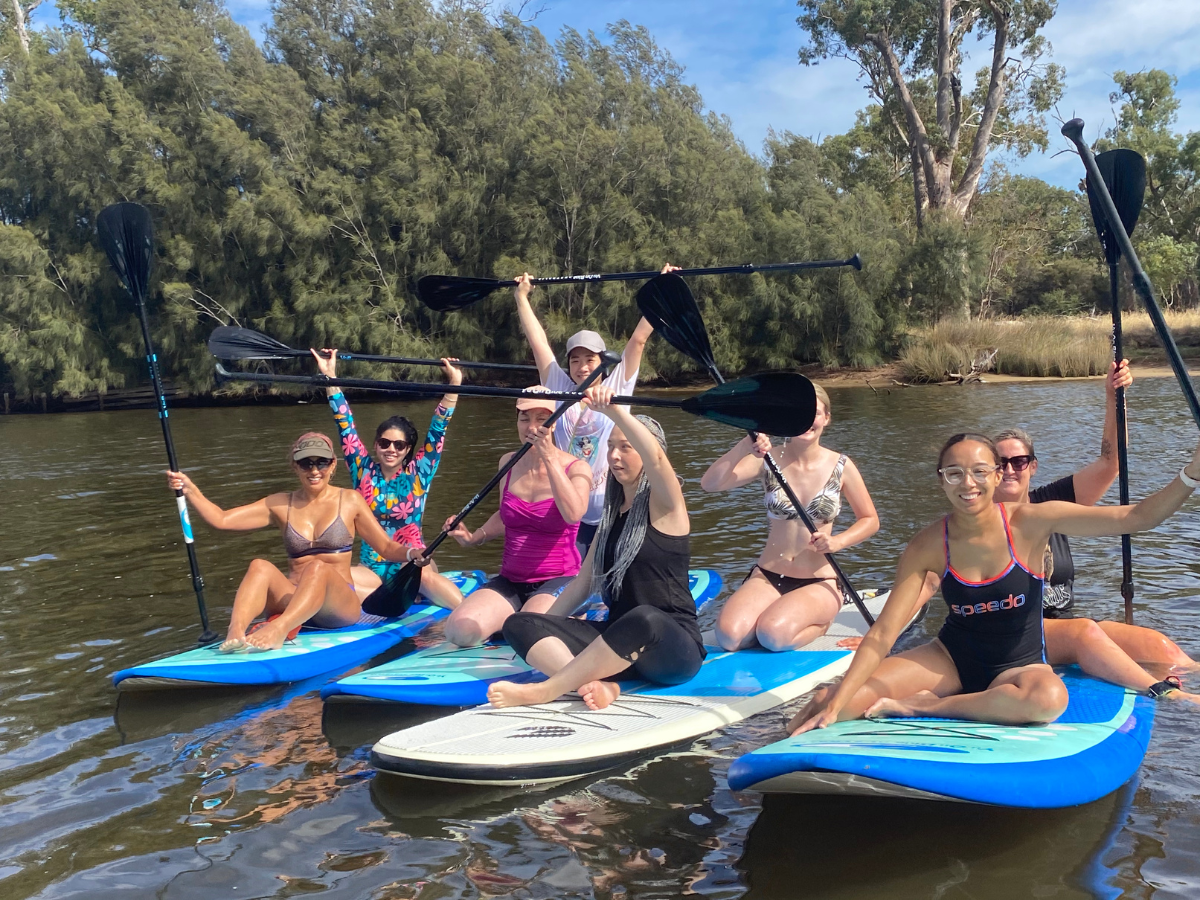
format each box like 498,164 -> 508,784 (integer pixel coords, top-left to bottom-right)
498,461 -> 583,583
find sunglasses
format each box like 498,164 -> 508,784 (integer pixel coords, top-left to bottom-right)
375,438 -> 410,452
999,454 -> 1036,473
938,465 -> 1000,486
296,457 -> 335,470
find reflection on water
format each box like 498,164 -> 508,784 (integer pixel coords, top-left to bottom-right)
0,378 -> 1198,897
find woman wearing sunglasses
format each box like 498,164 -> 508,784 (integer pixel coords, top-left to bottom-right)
992,364 -> 1194,674
790,428 -> 1200,734
166,433 -> 429,652
312,350 -> 464,610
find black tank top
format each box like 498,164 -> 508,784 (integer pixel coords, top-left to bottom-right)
938,504 -> 1046,677
602,511 -> 701,644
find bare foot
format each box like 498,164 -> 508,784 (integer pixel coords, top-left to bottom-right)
218,634 -> 247,653
579,680 -> 621,710
865,690 -> 940,720
245,620 -> 289,652
487,680 -> 557,708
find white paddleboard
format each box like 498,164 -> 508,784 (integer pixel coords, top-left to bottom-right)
371,591 -> 897,784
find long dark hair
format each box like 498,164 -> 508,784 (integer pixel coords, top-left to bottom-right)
375,416 -> 418,469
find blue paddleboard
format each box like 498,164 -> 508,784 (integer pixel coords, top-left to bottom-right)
322,569 -> 724,706
727,667 -> 1155,808
112,570 -> 486,690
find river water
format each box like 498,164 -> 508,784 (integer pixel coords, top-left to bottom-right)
1,376 -> 1198,899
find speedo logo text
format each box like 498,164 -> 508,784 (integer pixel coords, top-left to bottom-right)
950,594 -> 1026,616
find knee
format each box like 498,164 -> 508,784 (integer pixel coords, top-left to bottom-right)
1027,679 -> 1070,724
756,614 -> 803,653
445,609 -> 485,646
1076,618 -> 1107,647
246,558 -> 275,577
715,606 -> 754,649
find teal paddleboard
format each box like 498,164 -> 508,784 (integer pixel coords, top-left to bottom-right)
112,570 -> 486,690
727,667 -> 1155,807
322,569 -> 724,706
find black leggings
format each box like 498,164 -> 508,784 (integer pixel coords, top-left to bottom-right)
502,606 -> 705,686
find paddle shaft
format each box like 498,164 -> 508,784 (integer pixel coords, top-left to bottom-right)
493,257 -> 860,291
1110,264 -> 1136,625
705,365 -> 875,627
216,366 -> 684,409
134,299 -> 217,644
311,347 -> 536,373
1064,119 -> 1200,430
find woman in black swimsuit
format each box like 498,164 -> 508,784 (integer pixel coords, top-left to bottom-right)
487,385 -> 702,711
791,431 -> 1200,732
165,432 -> 425,652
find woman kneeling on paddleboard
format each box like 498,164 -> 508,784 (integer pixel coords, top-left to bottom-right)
166,432 -> 429,652
700,385 -> 879,651
314,350 -> 464,610
441,389 -> 593,647
488,385 -> 702,711
791,431 -> 1200,733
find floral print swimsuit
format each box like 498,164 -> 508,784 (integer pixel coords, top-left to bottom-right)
327,390 -> 454,579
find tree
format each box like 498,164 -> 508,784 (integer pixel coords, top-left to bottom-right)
796,0 -> 1064,223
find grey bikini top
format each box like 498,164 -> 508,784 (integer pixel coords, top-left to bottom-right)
283,491 -> 353,558
762,454 -> 848,525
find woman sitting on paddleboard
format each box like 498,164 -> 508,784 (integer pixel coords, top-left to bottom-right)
700,384 -> 879,651
487,385 -> 702,711
791,431 -> 1200,734
313,350 -> 464,610
442,388 -> 593,647
165,432 -> 430,652
888,361 -> 1197,702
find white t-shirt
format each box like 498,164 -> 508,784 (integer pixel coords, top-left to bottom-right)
544,358 -> 639,525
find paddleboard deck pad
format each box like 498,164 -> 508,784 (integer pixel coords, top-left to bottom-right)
726,667 -> 1154,808
371,589 -> 895,784
112,570 -> 486,691
323,569 -> 723,707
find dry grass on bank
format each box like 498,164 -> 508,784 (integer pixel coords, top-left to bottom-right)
900,311 -> 1200,382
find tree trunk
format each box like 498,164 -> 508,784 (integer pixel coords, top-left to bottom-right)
11,0 -> 30,53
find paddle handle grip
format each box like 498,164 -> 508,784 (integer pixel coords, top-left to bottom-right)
1063,119 -> 1200,431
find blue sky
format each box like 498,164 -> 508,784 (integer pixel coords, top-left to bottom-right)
37,0 -> 1200,189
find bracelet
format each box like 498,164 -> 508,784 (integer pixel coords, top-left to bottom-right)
1180,465 -> 1200,489
405,546 -> 415,562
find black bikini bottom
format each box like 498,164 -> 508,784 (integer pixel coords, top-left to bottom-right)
745,564 -> 838,597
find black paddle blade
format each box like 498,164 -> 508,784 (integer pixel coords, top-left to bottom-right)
208,326 -> 301,360
361,562 -> 422,617
97,203 -> 154,302
682,372 -> 817,436
417,274 -> 507,312
636,273 -> 717,375
1087,149 -> 1146,266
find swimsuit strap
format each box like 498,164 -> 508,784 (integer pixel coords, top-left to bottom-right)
942,515 -> 951,576
998,503 -> 1018,565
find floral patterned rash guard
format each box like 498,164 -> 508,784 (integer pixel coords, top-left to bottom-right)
327,390 -> 454,577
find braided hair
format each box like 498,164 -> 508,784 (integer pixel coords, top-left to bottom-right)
589,415 -> 668,604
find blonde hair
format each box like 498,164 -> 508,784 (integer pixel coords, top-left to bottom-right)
813,384 -> 831,418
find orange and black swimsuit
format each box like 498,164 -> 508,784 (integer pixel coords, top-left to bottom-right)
938,504 -> 1046,693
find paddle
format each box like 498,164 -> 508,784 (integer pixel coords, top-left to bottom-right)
97,203 -> 218,645
208,325 -> 539,374
359,353 -> 621,616
418,255 -> 863,312
1063,119 -> 1200,430
214,365 -> 819,438
636,272 -> 876,628
1085,148 -> 1147,626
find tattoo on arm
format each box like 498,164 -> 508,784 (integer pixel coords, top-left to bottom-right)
1101,437 -> 1113,460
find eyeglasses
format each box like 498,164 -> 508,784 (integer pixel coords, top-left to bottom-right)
938,465 -> 1000,485
375,438 -> 410,452
296,457 -> 335,470
999,454 -> 1035,473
